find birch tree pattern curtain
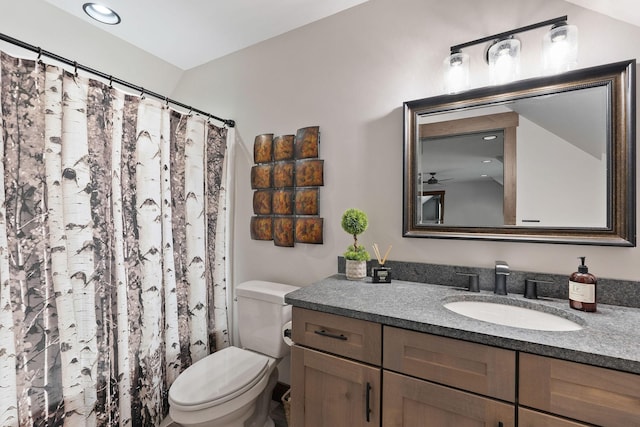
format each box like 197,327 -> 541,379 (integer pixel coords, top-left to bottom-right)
0,52 -> 230,427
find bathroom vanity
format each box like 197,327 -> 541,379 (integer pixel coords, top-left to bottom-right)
286,275 -> 640,426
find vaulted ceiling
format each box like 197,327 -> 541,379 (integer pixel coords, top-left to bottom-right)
43,0 -> 370,70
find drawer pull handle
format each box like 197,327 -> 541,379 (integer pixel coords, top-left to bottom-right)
314,329 -> 347,341
365,382 -> 372,422
498,422 -> 504,427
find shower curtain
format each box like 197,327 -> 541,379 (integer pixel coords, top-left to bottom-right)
0,52 -> 230,427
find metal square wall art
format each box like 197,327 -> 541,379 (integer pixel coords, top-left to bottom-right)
250,126 -> 324,246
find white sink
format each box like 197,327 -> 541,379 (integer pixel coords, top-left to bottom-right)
443,300 -> 583,331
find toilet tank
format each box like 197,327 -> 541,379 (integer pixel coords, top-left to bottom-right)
236,280 -> 300,358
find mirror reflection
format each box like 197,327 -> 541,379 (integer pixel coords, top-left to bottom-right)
416,86 -> 607,228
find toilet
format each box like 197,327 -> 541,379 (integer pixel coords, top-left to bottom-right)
167,280 -> 299,427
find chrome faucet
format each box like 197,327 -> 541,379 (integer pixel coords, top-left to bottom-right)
494,261 -> 510,295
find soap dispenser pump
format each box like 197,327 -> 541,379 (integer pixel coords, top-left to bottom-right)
569,256 -> 597,312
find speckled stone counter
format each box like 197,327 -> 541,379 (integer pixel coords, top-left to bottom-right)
285,274 -> 640,375
337,257 -> 640,308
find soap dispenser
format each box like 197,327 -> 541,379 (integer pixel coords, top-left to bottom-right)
569,256 -> 597,312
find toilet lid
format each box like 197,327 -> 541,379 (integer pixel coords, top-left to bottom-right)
169,346 -> 271,408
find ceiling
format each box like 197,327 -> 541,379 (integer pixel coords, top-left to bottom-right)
565,0 -> 640,28
43,0 -> 638,71
43,0 -> 370,70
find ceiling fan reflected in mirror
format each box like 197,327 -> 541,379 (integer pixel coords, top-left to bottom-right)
423,172 -> 453,185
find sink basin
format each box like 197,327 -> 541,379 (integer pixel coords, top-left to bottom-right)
443,300 -> 583,331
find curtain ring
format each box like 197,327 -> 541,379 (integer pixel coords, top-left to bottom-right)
73,61 -> 78,77
188,107 -> 193,116
108,75 -> 113,88
36,48 -> 44,68
140,87 -> 145,99
164,96 -> 169,107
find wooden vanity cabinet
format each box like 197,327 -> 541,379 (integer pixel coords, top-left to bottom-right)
291,346 -> 380,427
520,353 -> 640,426
290,308 -> 382,427
291,308 -> 517,427
291,308 -> 639,427
383,326 -> 516,427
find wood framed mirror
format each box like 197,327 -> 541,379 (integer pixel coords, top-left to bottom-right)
403,60 -> 636,246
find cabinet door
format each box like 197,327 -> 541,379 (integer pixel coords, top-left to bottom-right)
382,371 -> 514,427
520,353 -> 640,426
291,345 -> 380,427
519,408 -> 589,426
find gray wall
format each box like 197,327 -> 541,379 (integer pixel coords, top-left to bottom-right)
172,0 -> 640,286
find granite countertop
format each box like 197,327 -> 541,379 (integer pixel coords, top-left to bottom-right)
285,274 -> 640,375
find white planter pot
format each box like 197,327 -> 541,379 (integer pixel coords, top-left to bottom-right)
345,259 -> 367,281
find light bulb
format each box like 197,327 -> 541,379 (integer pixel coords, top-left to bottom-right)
443,51 -> 470,94
543,24 -> 578,74
488,38 -> 520,85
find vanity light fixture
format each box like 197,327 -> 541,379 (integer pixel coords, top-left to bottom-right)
443,16 -> 576,93
83,2 -> 121,25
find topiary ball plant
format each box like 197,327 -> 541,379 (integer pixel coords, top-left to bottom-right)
341,208 -> 370,261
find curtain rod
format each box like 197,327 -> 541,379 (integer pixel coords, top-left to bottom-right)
0,32 -> 236,128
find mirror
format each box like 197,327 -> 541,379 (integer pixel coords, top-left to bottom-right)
403,60 -> 636,246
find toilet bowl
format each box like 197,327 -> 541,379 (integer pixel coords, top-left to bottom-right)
167,280 -> 299,427
168,346 -> 277,427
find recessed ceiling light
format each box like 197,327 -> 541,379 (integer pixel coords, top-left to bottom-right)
83,3 -> 121,25
483,135 -> 497,141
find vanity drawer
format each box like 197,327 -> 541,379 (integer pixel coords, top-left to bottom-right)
383,326 -> 516,402
292,307 -> 381,365
520,353 -> 640,426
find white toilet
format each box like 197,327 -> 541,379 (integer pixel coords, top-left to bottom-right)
167,280 -> 299,427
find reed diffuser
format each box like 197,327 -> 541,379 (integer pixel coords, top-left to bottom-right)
371,243 -> 392,283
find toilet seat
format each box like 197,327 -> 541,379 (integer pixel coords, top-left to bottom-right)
169,346 -> 271,411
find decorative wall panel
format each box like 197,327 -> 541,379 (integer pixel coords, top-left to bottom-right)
251,126 -> 324,246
